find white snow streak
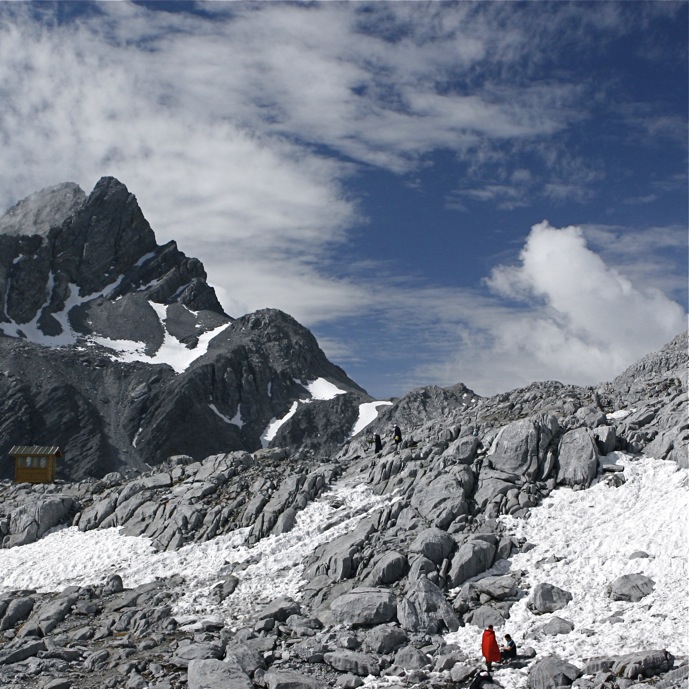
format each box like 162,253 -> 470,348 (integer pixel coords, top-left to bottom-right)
351,401 -> 394,437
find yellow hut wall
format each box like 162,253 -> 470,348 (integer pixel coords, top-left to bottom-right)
14,456 -> 56,484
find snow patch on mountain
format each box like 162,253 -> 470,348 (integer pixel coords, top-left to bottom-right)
260,378 -> 348,447
351,400 -> 394,436
91,302 -> 230,373
304,377 -> 346,400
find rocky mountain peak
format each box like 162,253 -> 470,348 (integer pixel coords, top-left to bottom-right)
0,181 -> 86,237
0,178 -> 372,479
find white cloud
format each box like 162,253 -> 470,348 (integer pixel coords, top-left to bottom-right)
412,221 -> 686,394
0,3 -> 684,399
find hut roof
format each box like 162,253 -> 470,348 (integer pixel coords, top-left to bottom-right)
8,445 -> 63,457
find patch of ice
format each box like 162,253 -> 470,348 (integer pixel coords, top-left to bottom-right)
607,408 -> 634,420
351,401 -> 394,437
261,401 -> 300,447
209,403 -> 234,425
304,377 -> 346,400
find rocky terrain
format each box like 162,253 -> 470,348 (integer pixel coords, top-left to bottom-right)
0,330 -> 685,689
0,178 -> 371,480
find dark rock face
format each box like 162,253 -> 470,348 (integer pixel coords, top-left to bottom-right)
0,178 -> 370,480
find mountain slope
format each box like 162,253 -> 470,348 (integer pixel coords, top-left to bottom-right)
0,178 -> 371,479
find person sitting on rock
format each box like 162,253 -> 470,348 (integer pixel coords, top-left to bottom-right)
481,624 -> 501,672
501,633 -> 517,662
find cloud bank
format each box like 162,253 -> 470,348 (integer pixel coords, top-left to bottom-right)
0,2 -> 685,397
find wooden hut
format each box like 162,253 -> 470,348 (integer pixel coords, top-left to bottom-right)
8,445 -> 62,484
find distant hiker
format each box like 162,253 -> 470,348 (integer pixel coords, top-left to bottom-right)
501,633 -> 517,662
393,425 -> 402,450
374,433 -> 383,454
481,625 -> 501,672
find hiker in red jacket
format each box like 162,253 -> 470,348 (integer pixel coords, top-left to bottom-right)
482,625 -> 501,672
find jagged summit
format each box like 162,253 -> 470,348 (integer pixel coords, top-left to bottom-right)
0,181 -> 86,237
0,176 -> 225,345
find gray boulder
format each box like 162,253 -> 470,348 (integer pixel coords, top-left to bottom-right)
0,638 -> 46,665
22,592 -> 78,636
607,574 -> 655,602
398,576 -> 459,633
575,406 -> 607,428
557,428 -> 599,488
528,583 -> 573,614
394,644 -> 431,670
409,467 -> 472,528
594,425 -> 617,455
258,596 -> 301,622
611,649 -> 674,679
488,415 -> 559,480
362,625 -> 408,654
474,575 -> 518,601
323,650 -> 380,677
409,527 -> 456,565
465,605 -> 508,629
539,616 -> 574,636
171,642 -> 224,668
264,669 -> 322,689
527,656 -> 581,689
330,588 -> 397,627
187,657 -> 252,689
5,497 -> 76,548
447,539 -> 496,587
364,551 -> 408,586
0,597 -> 35,631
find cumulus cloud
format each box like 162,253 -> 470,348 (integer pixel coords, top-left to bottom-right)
413,222 -> 686,395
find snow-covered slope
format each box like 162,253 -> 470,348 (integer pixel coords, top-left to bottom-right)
0,454 -> 685,688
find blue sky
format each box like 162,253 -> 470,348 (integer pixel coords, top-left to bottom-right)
0,1 -> 686,398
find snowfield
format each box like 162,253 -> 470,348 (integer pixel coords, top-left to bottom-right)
0,455 -> 686,688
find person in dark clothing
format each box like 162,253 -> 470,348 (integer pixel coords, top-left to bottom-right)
374,434 -> 383,454
501,634 -> 517,661
393,425 -> 402,450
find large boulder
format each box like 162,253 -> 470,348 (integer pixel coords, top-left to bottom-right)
607,574 -> 655,602
187,657 -> 253,689
408,528 -> 456,565
474,575 -> 518,601
323,650 -> 380,677
330,588 -> 397,627
557,428 -> 598,488
447,539 -> 496,588
611,649 -> 674,679
528,583 -> 573,614
398,577 -> 459,633
487,415 -> 559,480
409,467 -> 473,528
394,644 -> 431,670
362,625 -> 408,654
4,497 -> 76,548
364,551 -> 408,586
257,597 -> 301,622
527,656 -> 581,689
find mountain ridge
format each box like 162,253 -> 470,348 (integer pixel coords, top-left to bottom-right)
0,178 -> 371,480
